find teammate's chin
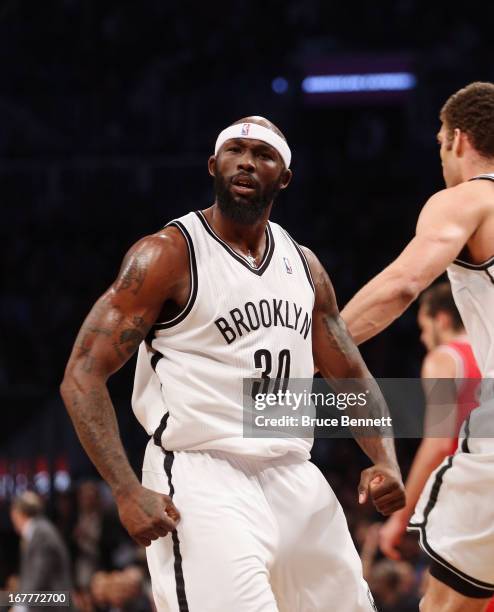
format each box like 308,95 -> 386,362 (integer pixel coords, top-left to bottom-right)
215,175 -> 279,225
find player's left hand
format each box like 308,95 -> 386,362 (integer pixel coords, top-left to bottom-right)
358,463 -> 405,516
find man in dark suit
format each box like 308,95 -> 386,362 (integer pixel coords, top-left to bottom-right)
10,491 -> 72,610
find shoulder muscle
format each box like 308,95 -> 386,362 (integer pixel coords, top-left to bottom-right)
64,226 -> 190,380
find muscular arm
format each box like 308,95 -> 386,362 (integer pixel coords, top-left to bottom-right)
60,228 -> 189,544
341,187 -> 482,345
306,247 -> 405,515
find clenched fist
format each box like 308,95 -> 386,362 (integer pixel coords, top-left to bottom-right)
358,463 -> 405,516
115,484 -> 180,547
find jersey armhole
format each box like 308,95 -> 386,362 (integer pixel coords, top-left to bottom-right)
150,220 -> 198,332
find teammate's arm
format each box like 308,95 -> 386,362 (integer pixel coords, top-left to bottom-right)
341,187 -> 481,345
304,247 -> 405,516
60,228 -> 188,546
379,349 -> 457,560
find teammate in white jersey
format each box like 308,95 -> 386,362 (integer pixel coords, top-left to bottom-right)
342,81 -> 494,612
61,115 -> 405,611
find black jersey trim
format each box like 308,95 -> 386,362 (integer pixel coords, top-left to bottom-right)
152,220 -> 198,331
469,174 -> 494,183
280,228 -> 315,293
163,452 -> 190,611
407,454 -> 494,595
453,175 -> 494,270
452,254 -> 494,270
194,210 -> 275,276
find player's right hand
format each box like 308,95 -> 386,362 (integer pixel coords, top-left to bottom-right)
379,511 -> 408,561
115,484 -> 180,547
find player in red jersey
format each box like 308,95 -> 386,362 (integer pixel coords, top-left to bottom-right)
380,282 -> 480,561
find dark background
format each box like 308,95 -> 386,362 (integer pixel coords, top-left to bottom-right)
0,0 -> 492,598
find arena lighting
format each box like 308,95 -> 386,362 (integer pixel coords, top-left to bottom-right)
302,72 -> 417,94
272,76 -> 289,94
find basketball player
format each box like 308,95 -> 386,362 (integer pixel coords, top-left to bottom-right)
61,115 -> 405,611
380,282 -> 480,561
341,82 -> 494,611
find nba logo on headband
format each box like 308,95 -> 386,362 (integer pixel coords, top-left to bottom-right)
215,122 -> 292,168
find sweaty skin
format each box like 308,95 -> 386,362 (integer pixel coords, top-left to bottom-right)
61,116 -> 405,549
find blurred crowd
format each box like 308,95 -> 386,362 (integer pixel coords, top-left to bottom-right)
3,482 -> 154,612
1,443 -> 427,611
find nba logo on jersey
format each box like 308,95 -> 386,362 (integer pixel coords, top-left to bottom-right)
241,123 -> 250,136
283,257 -> 293,274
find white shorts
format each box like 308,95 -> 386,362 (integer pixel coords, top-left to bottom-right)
142,440 -> 376,612
408,422 -> 494,598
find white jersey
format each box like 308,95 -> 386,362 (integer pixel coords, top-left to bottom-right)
447,174 -> 494,379
446,174 -> 494,447
132,211 -> 315,459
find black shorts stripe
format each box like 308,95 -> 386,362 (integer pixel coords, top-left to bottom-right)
461,414 -> 471,453
149,349 -> 168,448
153,412 -> 169,448
163,451 -> 189,612
429,559 -> 494,598
407,454 -> 494,596
421,455 -> 454,524
152,220 -> 198,331
150,350 -> 164,372
281,229 -> 315,293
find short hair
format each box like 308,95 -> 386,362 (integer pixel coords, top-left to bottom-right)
11,491 -> 44,518
419,282 -> 463,330
440,82 -> 494,158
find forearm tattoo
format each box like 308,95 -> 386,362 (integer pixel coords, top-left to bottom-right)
63,253 -> 154,491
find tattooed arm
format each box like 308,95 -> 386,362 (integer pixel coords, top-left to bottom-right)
60,228 -> 189,546
305,247 -> 405,516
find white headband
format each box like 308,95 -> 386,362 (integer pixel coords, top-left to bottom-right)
215,123 -> 291,168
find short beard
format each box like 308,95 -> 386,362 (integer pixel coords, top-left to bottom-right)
214,173 -> 281,225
